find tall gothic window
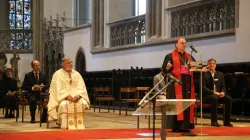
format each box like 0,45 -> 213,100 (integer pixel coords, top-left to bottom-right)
9,0 -> 32,49
134,0 -> 146,16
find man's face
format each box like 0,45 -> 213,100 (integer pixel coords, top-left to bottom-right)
207,60 -> 216,71
5,69 -> 13,78
63,60 -> 73,72
32,61 -> 40,72
176,38 -> 186,52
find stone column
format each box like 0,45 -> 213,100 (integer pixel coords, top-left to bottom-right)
99,0 -> 104,47
32,0 -> 44,70
91,0 -> 99,47
146,0 -> 152,40
0,0 -> 9,30
91,0 -> 104,48
156,0 -> 162,37
0,0 -> 10,51
146,0 -> 162,39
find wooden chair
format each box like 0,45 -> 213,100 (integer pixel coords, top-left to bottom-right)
119,87 -> 137,116
16,89 -> 29,122
93,87 -> 115,113
39,92 -> 49,127
0,90 -> 18,119
195,99 -> 224,125
135,87 -> 150,129
16,90 -> 42,123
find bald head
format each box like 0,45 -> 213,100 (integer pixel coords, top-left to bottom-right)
31,60 -> 40,72
175,37 -> 186,52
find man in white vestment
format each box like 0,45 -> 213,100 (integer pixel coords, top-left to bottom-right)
47,57 -> 90,129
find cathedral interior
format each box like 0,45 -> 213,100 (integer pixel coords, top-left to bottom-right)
0,0 -> 250,139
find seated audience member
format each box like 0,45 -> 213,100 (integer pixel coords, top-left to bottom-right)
47,57 -> 90,129
202,58 -> 233,127
22,60 -> 50,123
1,68 -> 18,118
153,70 -> 167,99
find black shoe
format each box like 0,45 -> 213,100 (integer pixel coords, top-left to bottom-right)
224,123 -> 233,127
181,132 -> 196,136
211,122 -> 221,127
172,129 -> 190,132
31,120 -> 36,123
41,118 -> 47,123
4,114 -> 9,118
172,129 -> 178,132
179,129 -> 191,132
8,114 -> 15,118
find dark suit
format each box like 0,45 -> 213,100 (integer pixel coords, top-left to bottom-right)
22,71 -> 49,121
202,71 -> 232,124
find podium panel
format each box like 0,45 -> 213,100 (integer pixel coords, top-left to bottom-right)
132,99 -> 196,116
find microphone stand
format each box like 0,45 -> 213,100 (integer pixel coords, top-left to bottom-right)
139,79 -> 175,140
190,49 -> 208,136
196,52 -> 209,136
138,76 -> 165,107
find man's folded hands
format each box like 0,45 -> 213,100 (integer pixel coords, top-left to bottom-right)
66,95 -> 80,103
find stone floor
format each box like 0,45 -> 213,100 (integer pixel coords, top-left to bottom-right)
0,107 -> 250,140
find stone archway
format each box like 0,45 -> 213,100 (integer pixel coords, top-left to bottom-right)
75,47 -> 86,73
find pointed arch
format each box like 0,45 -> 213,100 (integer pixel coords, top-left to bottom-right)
75,47 -> 86,73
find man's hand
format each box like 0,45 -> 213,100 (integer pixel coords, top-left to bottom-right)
166,61 -> 173,70
218,92 -> 225,98
66,95 -> 73,101
214,92 -> 220,96
73,95 -> 80,103
33,86 -> 41,91
202,66 -> 209,72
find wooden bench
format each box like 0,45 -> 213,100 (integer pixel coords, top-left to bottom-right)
195,99 -> 224,124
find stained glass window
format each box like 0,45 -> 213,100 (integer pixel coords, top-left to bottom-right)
9,0 -> 32,50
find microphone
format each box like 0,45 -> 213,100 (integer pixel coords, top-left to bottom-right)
167,73 -> 182,85
190,45 -> 198,53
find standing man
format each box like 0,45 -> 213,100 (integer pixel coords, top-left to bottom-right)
162,37 -> 195,133
47,57 -> 90,129
22,60 -> 50,123
202,58 -> 233,127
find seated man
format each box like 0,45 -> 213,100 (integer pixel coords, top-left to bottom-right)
47,57 -> 90,129
22,60 -> 49,123
153,70 -> 167,99
202,58 -> 233,127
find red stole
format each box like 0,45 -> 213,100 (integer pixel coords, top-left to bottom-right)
171,49 -> 195,123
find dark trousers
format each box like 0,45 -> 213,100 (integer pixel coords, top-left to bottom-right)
203,94 -> 232,123
5,95 -> 18,113
28,94 -> 47,121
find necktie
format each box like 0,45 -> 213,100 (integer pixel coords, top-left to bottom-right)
35,72 -> 39,84
212,72 -> 216,92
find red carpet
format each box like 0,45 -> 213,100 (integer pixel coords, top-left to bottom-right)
0,127 -> 250,140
